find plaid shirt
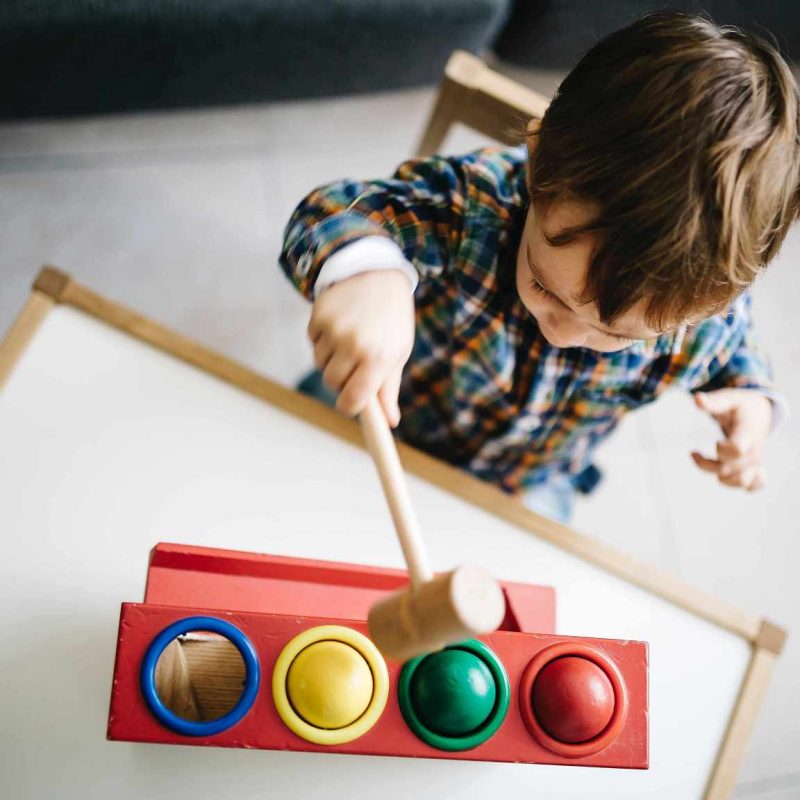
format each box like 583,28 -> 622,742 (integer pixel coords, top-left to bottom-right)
280,146 -> 779,494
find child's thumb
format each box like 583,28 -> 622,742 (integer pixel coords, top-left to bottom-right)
694,389 -> 737,416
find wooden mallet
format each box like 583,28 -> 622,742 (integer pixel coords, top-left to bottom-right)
359,397 -> 505,661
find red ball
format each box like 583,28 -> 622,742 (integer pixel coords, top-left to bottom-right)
531,656 -> 615,743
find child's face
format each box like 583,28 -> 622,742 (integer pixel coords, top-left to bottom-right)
515,200 -> 662,352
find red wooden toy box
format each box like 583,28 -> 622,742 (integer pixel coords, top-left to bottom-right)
107,543 -> 648,768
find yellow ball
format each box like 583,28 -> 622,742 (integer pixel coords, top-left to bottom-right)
287,640 -> 374,729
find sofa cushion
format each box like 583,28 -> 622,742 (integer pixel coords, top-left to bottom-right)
0,0 -> 512,118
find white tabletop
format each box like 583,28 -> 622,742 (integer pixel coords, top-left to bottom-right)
0,305 -> 750,799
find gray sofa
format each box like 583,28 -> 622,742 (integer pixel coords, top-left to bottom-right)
0,0 -> 512,118
494,1 -> 797,68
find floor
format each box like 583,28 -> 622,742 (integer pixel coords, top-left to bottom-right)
1,66 -> 798,798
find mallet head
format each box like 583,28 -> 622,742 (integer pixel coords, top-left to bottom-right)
367,564 -> 506,662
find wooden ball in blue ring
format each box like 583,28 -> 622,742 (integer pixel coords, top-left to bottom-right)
140,615 -> 260,737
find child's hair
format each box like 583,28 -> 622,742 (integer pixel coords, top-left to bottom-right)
527,12 -> 800,330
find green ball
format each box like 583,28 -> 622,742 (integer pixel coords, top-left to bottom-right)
409,649 -> 497,736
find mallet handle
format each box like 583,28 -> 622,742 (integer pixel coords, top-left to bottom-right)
359,397 -> 434,590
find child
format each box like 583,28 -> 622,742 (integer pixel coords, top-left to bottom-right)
280,13 -> 798,522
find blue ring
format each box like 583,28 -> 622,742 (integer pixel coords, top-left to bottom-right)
140,616 -> 260,737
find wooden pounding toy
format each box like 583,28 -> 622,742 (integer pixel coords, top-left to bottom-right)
106,543 -> 648,769
359,398 -> 506,660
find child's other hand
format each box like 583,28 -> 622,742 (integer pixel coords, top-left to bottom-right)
308,270 -> 415,426
690,389 -> 772,491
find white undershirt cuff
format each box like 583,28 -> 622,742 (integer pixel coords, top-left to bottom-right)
313,236 -> 419,298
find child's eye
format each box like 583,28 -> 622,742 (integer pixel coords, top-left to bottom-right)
529,275 -> 555,299
609,333 -> 634,344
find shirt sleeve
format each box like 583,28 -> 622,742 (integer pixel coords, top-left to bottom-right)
684,292 -> 788,427
313,236 -> 419,298
279,154 -> 465,300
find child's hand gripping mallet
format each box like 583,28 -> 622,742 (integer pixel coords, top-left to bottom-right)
359,397 -> 505,661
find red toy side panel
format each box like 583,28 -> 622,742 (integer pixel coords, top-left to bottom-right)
108,602 -> 647,768
503,583 -> 556,634
144,543 -> 556,635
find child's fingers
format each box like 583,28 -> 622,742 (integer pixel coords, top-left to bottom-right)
718,453 -> 760,479
747,467 -> 767,492
693,451 -> 766,490
322,351 -> 358,394
307,312 -> 324,344
720,416 -> 755,456
336,361 -> 384,417
718,469 -> 747,488
715,441 -> 760,478
716,438 -> 750,460
719,465 -> 765,491
378,367 -> 403,428
312,334 -> 334,370
693,391 -> 735,429
691,451 -> 720,473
